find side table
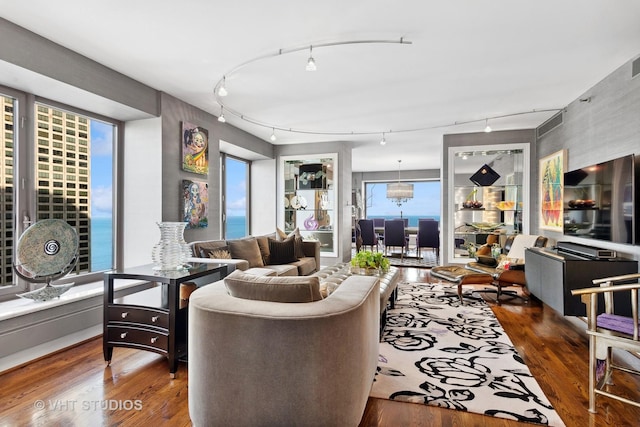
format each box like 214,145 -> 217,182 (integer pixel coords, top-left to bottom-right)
103,262 -> 228,378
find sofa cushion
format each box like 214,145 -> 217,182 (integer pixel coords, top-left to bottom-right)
291,257 -> 317,276
228,238 -> 264,268
268,237 -> 298,265
223,270 -> 322,302
263,264 -> 299,276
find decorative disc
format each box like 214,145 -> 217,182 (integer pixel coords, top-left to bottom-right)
16,219 -> 79,278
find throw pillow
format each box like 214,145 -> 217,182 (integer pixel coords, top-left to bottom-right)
267,237 -> 298,265
275,227 -> 306,259
224,270 -> 323,303
192,240 -> 227,258
255,236 -> 271,265
227,238 -> 264,268
209,249 -> 232,259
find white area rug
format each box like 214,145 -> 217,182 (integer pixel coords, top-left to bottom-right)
370,282 -> 565,426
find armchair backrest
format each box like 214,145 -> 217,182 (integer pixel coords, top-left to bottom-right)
504,235 -> 547,260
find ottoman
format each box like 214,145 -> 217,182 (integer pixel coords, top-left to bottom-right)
430,265 -> 494,304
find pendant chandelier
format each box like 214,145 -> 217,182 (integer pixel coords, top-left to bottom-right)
386,160 -> 413,207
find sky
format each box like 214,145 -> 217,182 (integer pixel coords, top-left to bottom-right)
225,157 -> 247,217
90,120 -> 113,218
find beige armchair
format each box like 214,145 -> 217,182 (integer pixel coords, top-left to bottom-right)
571,273 -> 640,413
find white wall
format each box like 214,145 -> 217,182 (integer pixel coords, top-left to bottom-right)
251,159 -> 276,235
123,118 -> 163,267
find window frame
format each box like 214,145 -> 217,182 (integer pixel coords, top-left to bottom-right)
0,87 -> 123,301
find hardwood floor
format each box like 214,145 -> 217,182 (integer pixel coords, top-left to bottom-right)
1,267 -> 639,426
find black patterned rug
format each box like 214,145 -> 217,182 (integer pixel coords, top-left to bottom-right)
370,282 -> 565,426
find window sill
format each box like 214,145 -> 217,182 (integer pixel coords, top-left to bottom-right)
0,279 -> 147,322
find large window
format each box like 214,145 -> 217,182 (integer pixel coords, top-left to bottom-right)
0,91 -> 117,300
364,180 -> 441,226
222,154 -> 249,239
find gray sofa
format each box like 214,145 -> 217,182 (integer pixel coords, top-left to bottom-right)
188,273 -> 380,426
188,234 -> 321,276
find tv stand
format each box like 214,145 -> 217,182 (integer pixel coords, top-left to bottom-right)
525,246 -> 637,316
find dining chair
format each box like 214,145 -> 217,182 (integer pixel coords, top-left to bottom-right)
372,218 -> 385,243
357,219 -> 378,252
384,219 -> 407,259
571,273 -> 640,413
416,219 -> 439,259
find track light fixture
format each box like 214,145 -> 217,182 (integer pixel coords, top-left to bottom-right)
380,132 -> 386,145
484,119 -> 492,133
305,46 -> 316,71
218,106 -> 226,123
218,76 -> 228,97
270,128 -> 277,141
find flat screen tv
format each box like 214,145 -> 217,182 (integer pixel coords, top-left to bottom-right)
563,154 -> 638,245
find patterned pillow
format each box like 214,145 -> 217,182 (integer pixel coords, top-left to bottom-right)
209,249 -> 232,259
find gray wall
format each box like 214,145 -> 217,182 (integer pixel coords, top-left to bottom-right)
536,53 -> 640,262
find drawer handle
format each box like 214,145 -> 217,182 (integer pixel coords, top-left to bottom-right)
151,316 -> 159,322
120,332 -> 127,339
121,312 -> 128,319
150,337 -> 158,344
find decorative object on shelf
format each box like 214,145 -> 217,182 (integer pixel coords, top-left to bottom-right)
181,121 -> 209,175
151,222 -> 191,271
387,160 -> 413,207
568,199 -> 596,209
466,222 -> 504,232
462,188 -> 483,209
350,250 -> 390,276
469,164 -> 500,186
539,149 -> 566,232
14,219 -> 79,302
183,179 -> 209,228
495,201 -> 516,210
284,197 -> 290,208
298,164 -> 325,189
303,214 -> 319,230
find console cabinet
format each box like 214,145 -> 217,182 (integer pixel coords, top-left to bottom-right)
525,247 -> 637,316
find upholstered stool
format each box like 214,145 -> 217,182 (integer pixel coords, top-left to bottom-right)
431,265 -> 494,304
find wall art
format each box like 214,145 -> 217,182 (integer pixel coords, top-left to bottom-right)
183,179 -> 208,229
539,149 -> 566,232
182,121 -> 209,175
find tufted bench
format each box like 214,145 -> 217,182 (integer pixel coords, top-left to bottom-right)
313,262 -> 400,338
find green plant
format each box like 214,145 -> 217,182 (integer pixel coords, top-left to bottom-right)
350,250 -> 390,272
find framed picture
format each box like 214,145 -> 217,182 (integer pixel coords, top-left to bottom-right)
182,121 -> 209,175
539,149 -> 566,231
183,179 -> 208,229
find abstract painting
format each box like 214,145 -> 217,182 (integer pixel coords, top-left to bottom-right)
539,149 -> 566,231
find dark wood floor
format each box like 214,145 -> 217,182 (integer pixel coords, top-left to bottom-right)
1,267 -> 639,426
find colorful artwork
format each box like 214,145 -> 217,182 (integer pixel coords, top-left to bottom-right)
182,121 -> 208,175
183,179 -> 208,229
539,150 -> 566,231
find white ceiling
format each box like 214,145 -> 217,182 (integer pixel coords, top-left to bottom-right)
1,0 -> 639,172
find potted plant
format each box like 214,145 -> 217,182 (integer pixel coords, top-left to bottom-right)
350,250 -> 390,275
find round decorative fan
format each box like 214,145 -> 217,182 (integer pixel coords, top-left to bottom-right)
14,219 -> 79,302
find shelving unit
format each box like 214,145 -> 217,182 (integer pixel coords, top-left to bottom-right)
282,156 -> 337,256
453,184 -> 522,254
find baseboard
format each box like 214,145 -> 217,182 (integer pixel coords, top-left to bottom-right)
0,325 -> 102,374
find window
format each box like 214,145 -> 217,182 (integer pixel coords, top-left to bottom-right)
222,154 -> 250,239
364,180 -> 441,226
0,91 -> 118,300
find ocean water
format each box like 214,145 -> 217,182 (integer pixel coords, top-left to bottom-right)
91,217 -> 113,271
226,216 -> 247,239
367,215 -> 440,227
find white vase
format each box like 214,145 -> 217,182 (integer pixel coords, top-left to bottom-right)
151,222 -> 190,270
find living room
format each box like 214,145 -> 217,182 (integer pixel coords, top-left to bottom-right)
1,2 -> 640,426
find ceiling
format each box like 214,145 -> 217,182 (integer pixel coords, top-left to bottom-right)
1,0 -> 639,172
